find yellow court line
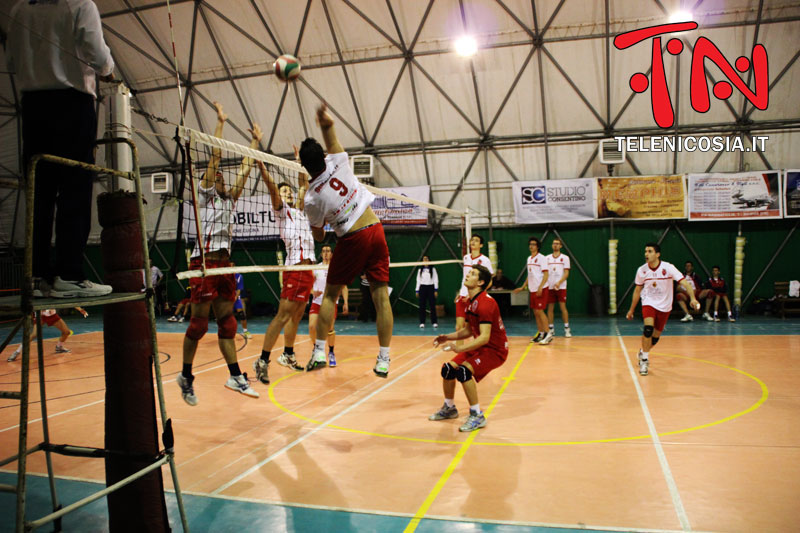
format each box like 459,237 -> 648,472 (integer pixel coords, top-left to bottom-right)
403,342 -> 535,533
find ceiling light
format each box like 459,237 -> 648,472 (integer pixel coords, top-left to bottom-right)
454,35 -> 478,57
669,11 -> 693,23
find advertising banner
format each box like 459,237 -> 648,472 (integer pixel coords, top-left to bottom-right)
183,194 -> 281,242
371,185 -> 430,226
784,170 -> 800,218
512,179 -> 596,223
597,175 -> 685,219
688,171 -> 782,220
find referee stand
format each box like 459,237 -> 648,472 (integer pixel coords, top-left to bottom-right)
0,138 -> 189,533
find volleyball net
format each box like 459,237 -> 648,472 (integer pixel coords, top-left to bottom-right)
176,126 -> 468,281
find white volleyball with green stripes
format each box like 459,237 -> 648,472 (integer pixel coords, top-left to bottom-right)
274,54 -> 301,81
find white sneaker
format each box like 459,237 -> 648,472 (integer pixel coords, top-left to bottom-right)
538,331 -> 554,345
225,373 -> 259,398
253,358 -> 269,384
703,312 -> 713,321
178,316 -> 185,323
433,324 -> 438,329
548,327 -> 555,336
278,352 -> 304,371
305,348 -> 327,372
728,315 -> 736,322
176,373 -> 198,406
167,316 -> 178,322
564,327 -> 572,338
419,324 -> 425,329
55,345 -> 71,354
7,349 -> 20,362
373,355 -> 390,378
242,330 -> 252,339
32,277 -> 52,298
51,277 -> 112,299
714,315 -> 720,322
680,314 -> 693,322
638,350 -> 649,376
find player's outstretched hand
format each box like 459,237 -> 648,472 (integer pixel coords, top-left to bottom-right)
213,101 -> 227,123
316,103 -> 334,128
249,123 -> 263,142
626,309 -> 634,320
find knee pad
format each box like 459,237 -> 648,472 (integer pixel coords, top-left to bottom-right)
441,363 -> 457,380
456,365 -> 473,383
651,336 -> 660,346
234,308 -> 245,320
643,325 -> 654,338
217,314 -> 237,339
186,317 -> 208,341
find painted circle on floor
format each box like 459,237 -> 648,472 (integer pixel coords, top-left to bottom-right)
268,351 -> 768,447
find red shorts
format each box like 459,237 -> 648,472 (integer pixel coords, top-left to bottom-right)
529,288 -> 549,310
40,313 -> 61,327
309,302 -> 338,322
189,258 -> 236,304
327,223 -> 390,286
451,346 -> 508,383
547,288 -> 567,304
455,295 -> 470,319
642,305 -> 670,332
179,298 -> 190,306
281,270 -> 314,302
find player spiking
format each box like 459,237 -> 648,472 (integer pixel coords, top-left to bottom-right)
626,242 -> 700,376
177,102 -> 261,405
455,234 -> 494,334
300,103 -> 393,377
253,147 -> 316,384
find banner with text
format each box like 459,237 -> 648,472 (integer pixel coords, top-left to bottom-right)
688,171 -> 782,220
512,179 -> 596,223
784,170 -> 800,218
183,194 -> 281,242
597,175 -> 685,219
371,185 -> 430,226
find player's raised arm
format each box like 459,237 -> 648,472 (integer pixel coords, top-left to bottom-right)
231,123 -> 263,202
202,102 -> 227,189
256,158 -> 282,211
316,103 -> 344,154
294,144 -> 310,211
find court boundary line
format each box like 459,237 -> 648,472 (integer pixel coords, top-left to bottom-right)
403,341 -> 534,533
210,343 -> 442,496
616,329 -> 691,532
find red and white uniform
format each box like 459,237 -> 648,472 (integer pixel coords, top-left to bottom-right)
304,152 -> 374,237
527,253 -> 549,309
275,204 -> 315,266
459,253 -> 493,297
452,290 -> 509,383
546,253 -> 570,290
309,266 -> 339,318
635,260 -> 684,312
191,183 -> 233,259
41,309 -> 61,327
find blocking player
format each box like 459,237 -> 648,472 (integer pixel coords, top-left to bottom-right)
455,235 -> 494,335
7,307 -> 88,361
308,244 -> 349,367
177,103 -> 260,405
253,148 -> 316,384
513,237 -> 550,344
702,265 -> 735,322
429,265 -> 509,432
626,242 -> 700,376
545,238 -> 572,338
300,103 -> 393,378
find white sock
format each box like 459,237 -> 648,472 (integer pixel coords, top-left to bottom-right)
314,339 -> 326,352
378,346 -> 390,359
243,328 -> 249,333
444,398 -> 454,408
641,351 -> 649,361
548,324 -> 554,330
564,323 -> 570,328
470,403 -> 481,414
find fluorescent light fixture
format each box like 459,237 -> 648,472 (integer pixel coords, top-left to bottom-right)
454,35 -> 478,57
669,10 -> 693,23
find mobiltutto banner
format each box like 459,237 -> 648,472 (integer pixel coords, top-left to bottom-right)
597,175 -> 685,219
784,170 -> 800,218
183,194 -> 281,242
371,185 -> 430,226
688,171 -> 782,220
512,179 -> 596,223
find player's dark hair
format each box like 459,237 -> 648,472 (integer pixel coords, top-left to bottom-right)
277,182 -> 293,191
685,260 -> 693,265
473,265 -> 492,289
299,137 -> 326,176
712,265 -> 720,270
645,242 -> 660,253
552,237 -> 562,244
529,236 -> 541,249
472,234 -> 485,245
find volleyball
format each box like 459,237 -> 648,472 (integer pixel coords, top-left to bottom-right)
274,54 -> 301,81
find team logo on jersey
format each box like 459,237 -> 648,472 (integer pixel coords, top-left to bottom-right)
475,358 -> 481,364
662,268 -> 666,275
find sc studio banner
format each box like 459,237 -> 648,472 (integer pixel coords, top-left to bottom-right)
513,179 -> 596,223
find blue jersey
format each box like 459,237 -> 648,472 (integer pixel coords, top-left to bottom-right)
234,274 -> 245,310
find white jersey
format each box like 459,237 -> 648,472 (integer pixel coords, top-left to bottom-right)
546,253 -> 571,290
635,260 -> 684,312
304,152 -> 375,237
459,253 -> 494,297
275,204 -> 315,265
191,184 -> 233,259
526,253 -> 548,293
311,265 -> 339,306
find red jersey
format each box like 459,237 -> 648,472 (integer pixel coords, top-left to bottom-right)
465,290 -> 509,358
705,276 -> 728,293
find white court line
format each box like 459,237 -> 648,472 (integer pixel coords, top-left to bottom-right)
210,345 -> 442,495
616,327 -> 691,532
